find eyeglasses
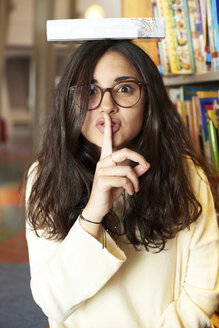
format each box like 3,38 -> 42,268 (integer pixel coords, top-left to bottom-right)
69,80 -> 145,111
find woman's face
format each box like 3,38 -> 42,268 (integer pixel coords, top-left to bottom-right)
81,50 -> 146,151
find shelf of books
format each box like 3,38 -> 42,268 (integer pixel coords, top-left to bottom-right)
151,0 -> 219,76
151,0 -> 219,178
169,86 -> 219,174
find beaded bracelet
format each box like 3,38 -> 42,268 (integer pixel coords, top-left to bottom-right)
79,214 -> 106,249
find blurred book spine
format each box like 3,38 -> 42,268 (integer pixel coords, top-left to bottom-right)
152,0 -> 219,74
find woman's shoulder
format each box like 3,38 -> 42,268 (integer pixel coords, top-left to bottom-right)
184,157 -> 217,218
177,158 -> 218,245
185,157 -> 209,189
186,157 -> 217,222
27,160 -> 39,177
25,160 -> 39,203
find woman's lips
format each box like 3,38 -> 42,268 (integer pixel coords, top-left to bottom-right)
96,119 -> 121,134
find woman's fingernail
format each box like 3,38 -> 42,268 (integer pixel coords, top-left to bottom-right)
143,162 -> 150,169
146,162 -> 150,168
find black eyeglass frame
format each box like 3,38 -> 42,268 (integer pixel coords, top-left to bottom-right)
69,80 -> 146,111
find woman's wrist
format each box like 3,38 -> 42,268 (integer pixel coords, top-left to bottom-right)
79,213 -> 102,225
81,207 -> 103,224
79,211 -> 103,240
79,208 -> 107,248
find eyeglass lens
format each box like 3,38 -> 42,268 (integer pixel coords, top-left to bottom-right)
88,81 -> 141,110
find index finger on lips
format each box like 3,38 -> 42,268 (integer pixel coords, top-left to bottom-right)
100,113 -> 113,159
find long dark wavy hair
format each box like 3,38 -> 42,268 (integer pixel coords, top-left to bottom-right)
23,40 -> 215,251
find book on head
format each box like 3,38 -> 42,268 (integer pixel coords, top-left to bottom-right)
46,17 -> 165,43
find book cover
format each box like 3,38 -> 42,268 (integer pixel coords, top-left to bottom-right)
195,0 -> 208,71
180,85 -> 219,101
163,0 -> 195,74
186,100 -> 198,147
197,91 -> 218,161
177,99 -> 190,129
47,18 -> 166,43
207,106 -> 219,172
207,0 -> 216,71
204,0 -> 212,69
211,0 -> 219,71
192,96 -> 202,154
153,0 -> 172,74
184,0 -> 196,71
187,0 -> 206,73
214,98 -> 219,146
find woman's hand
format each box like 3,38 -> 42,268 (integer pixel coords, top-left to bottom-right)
81,113 -> 150,225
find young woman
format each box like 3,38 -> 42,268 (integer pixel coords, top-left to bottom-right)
25,40 -> 219,328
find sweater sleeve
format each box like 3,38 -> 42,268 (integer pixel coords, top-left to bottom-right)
25,165 -> 126,323
158,168 -> 219,328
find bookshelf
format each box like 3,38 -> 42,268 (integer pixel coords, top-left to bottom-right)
144,0 -> 219,205
163,72 -> 219,87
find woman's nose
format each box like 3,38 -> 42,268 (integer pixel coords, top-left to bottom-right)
99,90 -> 118,113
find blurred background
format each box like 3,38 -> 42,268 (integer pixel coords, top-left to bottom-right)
0,0 -> 123,153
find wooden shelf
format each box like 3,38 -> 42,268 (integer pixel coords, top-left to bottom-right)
163,71 -> 219,87
6,46 -> 33,58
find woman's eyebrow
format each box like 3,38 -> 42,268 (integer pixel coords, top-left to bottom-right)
91,76 -> 136,84
91,78 -> 98,84
114,76 -> 135,82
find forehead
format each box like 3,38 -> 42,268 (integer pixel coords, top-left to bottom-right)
92,50 -> 142,83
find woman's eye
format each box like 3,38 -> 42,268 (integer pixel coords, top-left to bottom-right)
89,85 -> 98,95
117,85 -> 133,93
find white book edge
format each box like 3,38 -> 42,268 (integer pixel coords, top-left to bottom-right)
47,17 -> 165,43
